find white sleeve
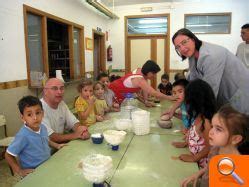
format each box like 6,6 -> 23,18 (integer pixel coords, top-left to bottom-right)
41,99 -> 55,136
42,116 -> 54,136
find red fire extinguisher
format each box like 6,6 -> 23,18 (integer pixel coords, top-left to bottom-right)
107,45 -> 112,61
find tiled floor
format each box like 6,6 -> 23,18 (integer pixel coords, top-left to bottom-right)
0,159 -> 20,187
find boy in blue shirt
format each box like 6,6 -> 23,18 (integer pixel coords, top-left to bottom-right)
5,96 -> 65,177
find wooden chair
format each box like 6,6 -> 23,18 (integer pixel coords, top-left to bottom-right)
0,114 -> 14,175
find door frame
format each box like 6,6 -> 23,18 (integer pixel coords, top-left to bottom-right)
92,29 -> 106,78
124,14 -> 170,75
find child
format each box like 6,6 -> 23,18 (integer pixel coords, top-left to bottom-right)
75,80 -> 103,125
172,79 -> 217,169
174,72 -> 186,81
161,79 -> 190,133
171,79 -> 191,132
180,105 -> 249,187
93,81 -> 109,118
158,73 -> 172,95
97,72 -> 120,112
110,74 -> 121,82
5,96 -> 64,177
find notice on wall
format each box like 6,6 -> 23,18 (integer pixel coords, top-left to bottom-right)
30,71 -> 43,87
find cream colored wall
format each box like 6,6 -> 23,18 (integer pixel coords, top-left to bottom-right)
0,0 -> 111,135
156,39 -> 165,85
0,87 -> 35,136
130,39 -> 151,70
0,82 -> 79,136
107,0 -> 249,70
0,0 -> 109,82
1,0 -> 249,135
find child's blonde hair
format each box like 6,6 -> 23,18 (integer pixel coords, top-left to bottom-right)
77,80 -> 93,93
217,105 -> 249,154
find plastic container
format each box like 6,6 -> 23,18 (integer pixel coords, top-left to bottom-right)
103,130 -> 127,147
82,154 -> 113,185
120,93 -> 137,120
91,133 -> 104,144
132,110 -> 150,135
114,119 -> 132,131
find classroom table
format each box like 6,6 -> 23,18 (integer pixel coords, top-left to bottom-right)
15,101 -> 198,187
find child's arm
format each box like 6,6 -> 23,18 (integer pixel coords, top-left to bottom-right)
173,109 -> 182,120
162,101 -> 182,119
77,97 -> 95,120
180,167 -> 207,187
108,95 -> 120,112
192,119 -> 211,161
171,141 -> 188,148
132,78 -> 176,101
138,91 -> 155,107
5,152 -> 34,177
49,140 -> 66,150
179,119 -> 211,162
104,106 -> 111,113
96,115 -> 104,121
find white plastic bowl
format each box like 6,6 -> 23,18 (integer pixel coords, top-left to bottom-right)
103,130 -> 127,146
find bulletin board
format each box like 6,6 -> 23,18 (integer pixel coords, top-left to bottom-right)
85,38 -> 93,50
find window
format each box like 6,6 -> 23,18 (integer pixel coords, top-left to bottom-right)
185,13 -> 231,34
127,16 -> 168,35
26,13 -> 44,87
73,27 -> 83,79
24,5 -> 85,87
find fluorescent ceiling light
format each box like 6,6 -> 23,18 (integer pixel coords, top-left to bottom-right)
28,34 -> 38,37
136,25 -> 166,29
139,18 -> 167,24
86,0 -> 119,19
145,32 -> 166,35
186,24 -> 212,27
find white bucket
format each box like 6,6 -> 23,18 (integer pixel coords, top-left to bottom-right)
82,154 -> 113,184
132,110 -> 150,135
56,70 -> 64,82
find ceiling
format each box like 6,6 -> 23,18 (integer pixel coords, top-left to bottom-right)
100,0 -> 178,7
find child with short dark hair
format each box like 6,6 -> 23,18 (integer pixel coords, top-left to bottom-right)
180,105 -> 249,187
171,79 -> 191,131
109,74 -> 121,82
5,96 -> 64,177
174,72 -> 186,81
158,73 -> 172,95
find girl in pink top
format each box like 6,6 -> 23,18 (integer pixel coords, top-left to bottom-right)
172,79 -> 216,168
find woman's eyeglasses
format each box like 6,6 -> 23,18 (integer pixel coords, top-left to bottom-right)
175,38 -> 190,51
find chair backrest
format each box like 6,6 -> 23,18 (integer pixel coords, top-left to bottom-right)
0,115 -> 6,127
0,115 -> 7,137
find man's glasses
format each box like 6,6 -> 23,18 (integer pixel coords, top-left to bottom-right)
44,86 -> 65,91
175,38 -> 190,51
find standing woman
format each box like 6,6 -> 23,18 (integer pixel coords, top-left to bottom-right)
109,60 -> 175,106
172,28 -> 249,114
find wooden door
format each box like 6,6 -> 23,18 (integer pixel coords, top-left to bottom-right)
128,36 -> 167,89
93,30 -> 105,80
